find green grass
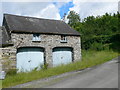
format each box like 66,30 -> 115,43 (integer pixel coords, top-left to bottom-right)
2,50 -> 118,88
0,80 -> 2,89
0,80 -> 2,90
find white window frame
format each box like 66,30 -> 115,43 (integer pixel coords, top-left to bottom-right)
32,34 -> 41,41
60,35 -> 67,43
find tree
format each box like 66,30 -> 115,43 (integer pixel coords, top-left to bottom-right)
67,10 -> 119,51
67,11 -> 80,28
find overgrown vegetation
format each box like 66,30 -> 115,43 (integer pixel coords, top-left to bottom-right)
2,50 -> 118,88
67,11 -> 120,52
0,80 -> 2,89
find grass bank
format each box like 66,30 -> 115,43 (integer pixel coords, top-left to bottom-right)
0,80 -> 2,89
2,50 -> 118,88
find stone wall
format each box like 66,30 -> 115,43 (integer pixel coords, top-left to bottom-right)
0,48 -> 16,71
1,33 -> 81,70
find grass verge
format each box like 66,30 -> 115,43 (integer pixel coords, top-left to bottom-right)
2,50 -> 118,88
0,80 -> 2,89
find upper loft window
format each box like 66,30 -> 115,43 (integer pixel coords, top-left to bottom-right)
32,34 -> 41,41
60,35 -> 67,43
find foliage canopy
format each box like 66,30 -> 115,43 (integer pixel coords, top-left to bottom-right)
67,11 -> 120,52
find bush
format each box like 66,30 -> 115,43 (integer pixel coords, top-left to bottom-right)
90,42 -> 104,51
6,69 -> 17,76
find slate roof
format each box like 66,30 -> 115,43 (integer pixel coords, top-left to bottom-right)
4,14 -> 80,36
0,26 -> 12,47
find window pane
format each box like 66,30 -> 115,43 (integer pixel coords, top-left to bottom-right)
33,34 -> 41,41
60,35 -> 67,43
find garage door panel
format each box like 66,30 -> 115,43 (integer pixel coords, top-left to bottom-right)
53,47 -> 72,67
17,53 -> 30,72
29,51 -> 44,70
17,47 -> 44,72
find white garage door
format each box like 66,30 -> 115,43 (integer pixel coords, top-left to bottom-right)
53,47 -> 72,67
17,47 -> 44,72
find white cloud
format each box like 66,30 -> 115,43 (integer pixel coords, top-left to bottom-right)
0,2 -> 3,26
32,4 -> 61,20
89,3 -> 118,16
72,0 -> 119,2
1,0 -> 72,2
69,0 -> 118,19
1,0 -> 119,2
118,1 -> 120,12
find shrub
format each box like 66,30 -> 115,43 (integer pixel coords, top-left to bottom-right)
6,69 -> 17,76
90,42 -> 104,51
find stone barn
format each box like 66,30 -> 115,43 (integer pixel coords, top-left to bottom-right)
0,14 -> 81,72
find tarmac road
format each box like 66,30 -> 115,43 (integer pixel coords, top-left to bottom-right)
45,58 -> 118,88
11,58 -> 118,88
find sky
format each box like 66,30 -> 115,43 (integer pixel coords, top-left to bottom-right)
0,0 -> 119,25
